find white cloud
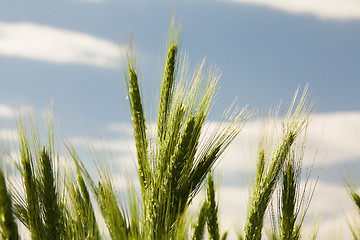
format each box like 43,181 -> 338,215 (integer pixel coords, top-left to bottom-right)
219,111 -> 360,173
0,104 -> 15,119
0,22 -> 125,68
0,129 -> 18,142
307,181 -> 352,217
305,112 -> 360,166
314,215 -> 352,240
0,103 -> 33,119
221,0 -> 360,20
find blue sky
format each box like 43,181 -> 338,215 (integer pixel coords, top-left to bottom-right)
1,0 -> 360,239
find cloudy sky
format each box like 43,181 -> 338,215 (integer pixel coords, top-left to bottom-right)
1,0 -> 360,239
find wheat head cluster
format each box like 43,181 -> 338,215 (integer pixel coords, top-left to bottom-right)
0,17 -> 359,240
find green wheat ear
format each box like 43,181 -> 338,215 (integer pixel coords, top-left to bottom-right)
243,87 -> 312,240
279,158 -> 298,240
12,112 -> 73,240
192,200 -> 207,240
158,44 -> 178,142
17,117 -> 44,240
221,232 -> 228,240
39,148 -> 62,239
206,174 -> 220,240
0,166 -> 19,240
277,151 -> 318,240
265,98 -> 319,240
344,172 -> 360,239
67,148 -> 101,240
124,52 -> 150,195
